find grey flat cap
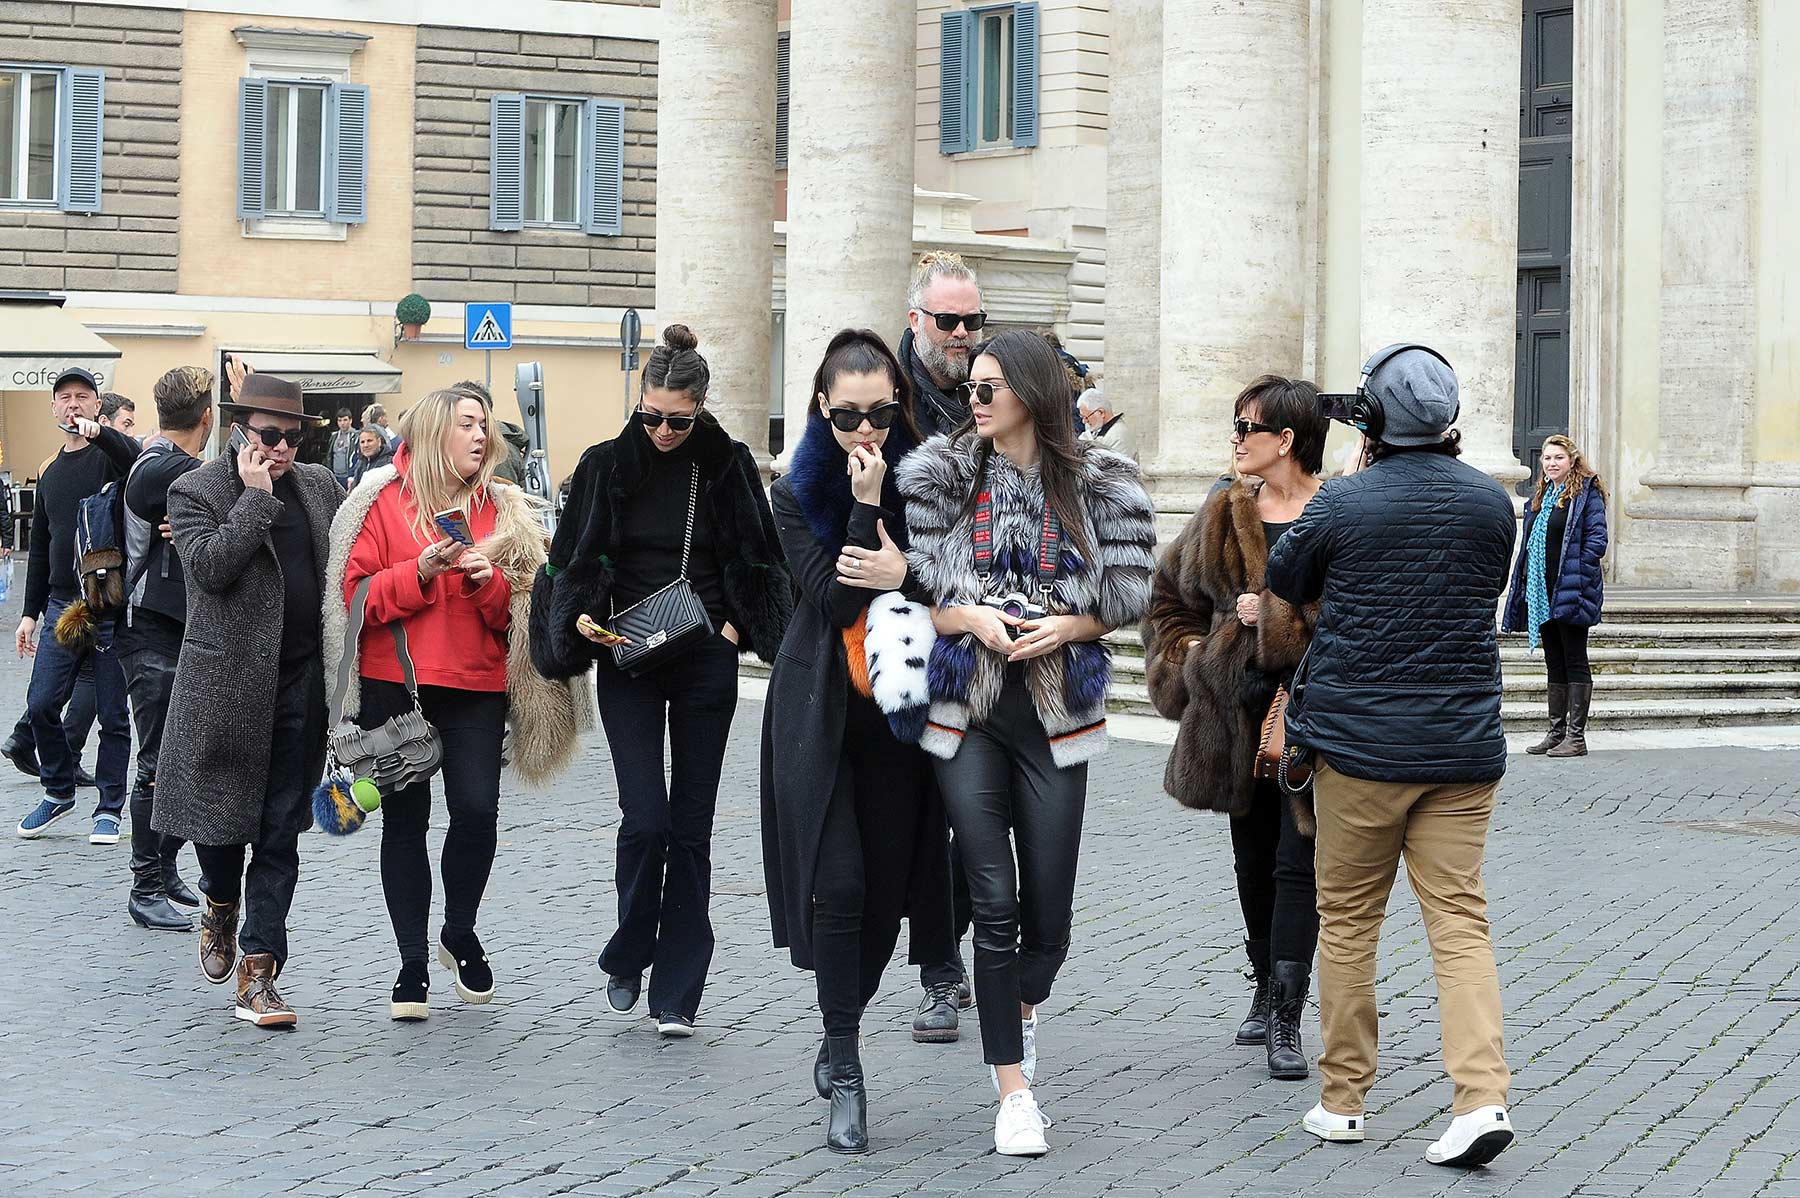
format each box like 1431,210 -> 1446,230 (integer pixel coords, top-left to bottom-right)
1365,345 -> 1459,446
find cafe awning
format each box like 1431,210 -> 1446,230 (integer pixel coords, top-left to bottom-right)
243,351 -> 403,396
0,302 -> 123,392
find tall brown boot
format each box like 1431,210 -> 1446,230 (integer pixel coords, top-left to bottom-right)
1525,683 -> 1568,755
1547,683 -> 1592,757
235,953 -> 297,1028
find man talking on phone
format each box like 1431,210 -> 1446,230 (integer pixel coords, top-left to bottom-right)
153,370 -> 343,1029
14,368 -> 141,844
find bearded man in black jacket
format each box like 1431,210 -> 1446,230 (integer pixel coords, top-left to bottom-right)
1268,345 -> 1519,1170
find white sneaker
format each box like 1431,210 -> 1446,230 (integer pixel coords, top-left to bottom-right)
1426,1105 -> 1514,1167
1302,1103 -> 1366,1143
991,1016 -> 1041,1095
995,1088 -> 1051,1157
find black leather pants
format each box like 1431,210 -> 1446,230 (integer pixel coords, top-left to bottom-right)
932,675 -> 1087,1065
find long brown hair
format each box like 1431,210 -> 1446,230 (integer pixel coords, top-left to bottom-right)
953,329 -> 1094,562
1530,434 -> 1607,511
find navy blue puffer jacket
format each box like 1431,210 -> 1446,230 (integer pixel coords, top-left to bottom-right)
1267,449 -> 1517,783
1500,482 -> 1608,633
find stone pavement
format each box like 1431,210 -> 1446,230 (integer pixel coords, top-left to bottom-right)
0,608 -> 1798,1195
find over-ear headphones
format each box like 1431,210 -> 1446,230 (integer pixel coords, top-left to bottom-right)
1342,343 -> 1455,443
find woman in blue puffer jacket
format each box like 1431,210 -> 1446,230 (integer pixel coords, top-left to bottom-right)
1502,435 -> 1609,757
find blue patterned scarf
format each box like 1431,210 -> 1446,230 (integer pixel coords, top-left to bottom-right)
1525,483 -> 1565,650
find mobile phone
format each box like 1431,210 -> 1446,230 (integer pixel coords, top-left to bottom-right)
577,613 -> 617,639
228,424 -> 252,456
432,507 -> 475,546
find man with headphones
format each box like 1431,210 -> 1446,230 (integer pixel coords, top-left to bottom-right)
1266,345 -> 1519,1169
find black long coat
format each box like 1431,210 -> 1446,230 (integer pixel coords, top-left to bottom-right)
759,418 -> 953,971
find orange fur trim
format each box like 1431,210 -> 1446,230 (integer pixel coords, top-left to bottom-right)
843,610 -> 873,699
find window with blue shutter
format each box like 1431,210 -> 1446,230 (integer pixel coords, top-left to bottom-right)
1010,2 -> 1039,149
490,93 -> 525,231
237,77 -> 267,219
939,11 -> 974,155
326,82 -> 368,224
775,31 -> 790,169
58,66 -> 103,212
583,98 -> 624,236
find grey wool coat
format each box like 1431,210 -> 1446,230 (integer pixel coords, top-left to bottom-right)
152,455 -> 344,845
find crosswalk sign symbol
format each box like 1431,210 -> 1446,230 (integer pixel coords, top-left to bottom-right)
464,302 -> 513,350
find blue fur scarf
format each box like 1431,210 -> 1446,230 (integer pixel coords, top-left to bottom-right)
782,411 -> 916,558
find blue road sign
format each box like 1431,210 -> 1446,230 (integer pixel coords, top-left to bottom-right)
465,302 -> 513,350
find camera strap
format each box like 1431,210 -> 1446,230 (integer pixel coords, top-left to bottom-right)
972,466 -> 1061,600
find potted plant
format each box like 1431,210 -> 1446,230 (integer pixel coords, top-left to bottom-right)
395,294 -> 431,342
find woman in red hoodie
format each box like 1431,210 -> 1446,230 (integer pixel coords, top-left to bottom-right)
331,385 -> 579,1020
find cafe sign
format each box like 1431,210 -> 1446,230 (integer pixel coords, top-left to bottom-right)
4,358 -> 114,391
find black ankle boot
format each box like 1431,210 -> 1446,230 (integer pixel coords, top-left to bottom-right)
813,1036 -> 831,1100
1236,939 -> 1273,1046
825,1034 -> 868,1154
160,837 -> 199,909
1267,960 -> 1310,1081
128,794 -> 191,932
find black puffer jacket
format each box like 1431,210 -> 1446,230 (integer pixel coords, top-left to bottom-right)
1266,448 -> 1517,783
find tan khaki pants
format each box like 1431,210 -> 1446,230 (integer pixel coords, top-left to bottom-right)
1312,762 -> 1511,1116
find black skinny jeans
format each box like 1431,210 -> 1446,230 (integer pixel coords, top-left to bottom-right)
933,675 -> 1087,1066
1539,619 -> 1592,684
813,693 -> 935,1038
1228,780 -> 1318,968
359,678 -> 508,965
594,631 -> 739,1021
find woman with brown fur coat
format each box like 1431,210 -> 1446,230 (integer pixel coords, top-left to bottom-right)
1142,375 -> 1326,1082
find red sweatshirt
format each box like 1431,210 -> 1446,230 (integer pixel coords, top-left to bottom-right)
344,459 -> 512,693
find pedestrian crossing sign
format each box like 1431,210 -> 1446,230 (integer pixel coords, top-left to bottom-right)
465,302 -> 513,350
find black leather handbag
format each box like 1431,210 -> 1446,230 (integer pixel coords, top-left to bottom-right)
607,463 -> 713,676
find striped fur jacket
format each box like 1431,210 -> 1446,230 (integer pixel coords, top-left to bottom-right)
896,434 -> 1157,767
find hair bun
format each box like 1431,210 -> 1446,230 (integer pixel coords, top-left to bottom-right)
661,324 -> 699,353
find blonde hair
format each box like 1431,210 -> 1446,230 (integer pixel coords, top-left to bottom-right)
1531,434 -> 1608,511
396,388 -> 506,544
908,250 -> 980,311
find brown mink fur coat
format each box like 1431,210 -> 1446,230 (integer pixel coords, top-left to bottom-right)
1141,479 -> 1318,834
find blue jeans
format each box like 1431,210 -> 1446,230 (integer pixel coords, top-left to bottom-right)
27,596 -> 130,814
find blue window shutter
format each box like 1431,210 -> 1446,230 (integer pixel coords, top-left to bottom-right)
490,93 -> 525,231
58,67 -> 104,213
326,82 -> 368,224
940,11 -> 974,155
237,77 -> 267,220
584,99 -> 624,236
1011,2 -> 1040,149
775,31 -> 790,169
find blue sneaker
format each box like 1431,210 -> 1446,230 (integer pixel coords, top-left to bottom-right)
17,797 -> 77,839
89,813 -> 122,845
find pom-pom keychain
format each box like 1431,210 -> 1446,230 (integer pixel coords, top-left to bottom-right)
54,599 -> 98,653
311,766 -> 383,836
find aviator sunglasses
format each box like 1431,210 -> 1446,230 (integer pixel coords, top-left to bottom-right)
916,307 -> 988,334
825,401 -> 902,432
957,380 -> 1016,406
635,404 -> 699,433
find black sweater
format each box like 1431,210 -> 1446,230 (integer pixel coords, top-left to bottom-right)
609,438 -> 729,630
24,425 -> 140,620
123,436 -> 203,627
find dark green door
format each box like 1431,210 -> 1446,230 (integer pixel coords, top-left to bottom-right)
1516,0 -> 1573,488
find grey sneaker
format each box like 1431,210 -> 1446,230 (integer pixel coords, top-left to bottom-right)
912,980 -> 961,1043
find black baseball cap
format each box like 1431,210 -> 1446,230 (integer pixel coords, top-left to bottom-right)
52,367 -> 99,395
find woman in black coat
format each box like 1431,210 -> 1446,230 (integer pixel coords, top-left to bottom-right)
528,324 -> 792,1037
760,329 -> 952,1155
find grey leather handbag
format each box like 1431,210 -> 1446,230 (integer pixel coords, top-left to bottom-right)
327,575 -> 444,794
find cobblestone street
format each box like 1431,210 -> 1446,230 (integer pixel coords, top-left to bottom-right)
0,616 -> 1797,1197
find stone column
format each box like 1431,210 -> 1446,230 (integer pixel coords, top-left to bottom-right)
1106,0 -> 1163,480
777,0 -> 916,469
1156,0 -> 1311,515
1627,2 -> 1759,587
1359,0 -> 1526,488
654,0 -> 778,460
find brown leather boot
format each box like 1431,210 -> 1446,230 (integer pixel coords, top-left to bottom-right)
235,953 -> 297,1028
198,898 -> 239,985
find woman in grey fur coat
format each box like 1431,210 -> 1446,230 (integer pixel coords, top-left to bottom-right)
896,330 -> 1156,1157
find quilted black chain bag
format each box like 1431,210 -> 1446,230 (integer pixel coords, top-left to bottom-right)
607,463 -> 713,676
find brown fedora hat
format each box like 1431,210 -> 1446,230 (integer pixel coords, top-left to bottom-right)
224,373 -> 328,423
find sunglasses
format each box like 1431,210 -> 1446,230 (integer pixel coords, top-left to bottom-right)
246,425 -> 305,447
958,380 -> 1015,407
917,307 -> 988,334
635,405 -> 699,433
825,401 -> 902,432
1232,419 -> 1281,441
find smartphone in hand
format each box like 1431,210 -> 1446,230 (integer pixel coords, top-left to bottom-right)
228,424 -> 252,456
432,507 -> 475,547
